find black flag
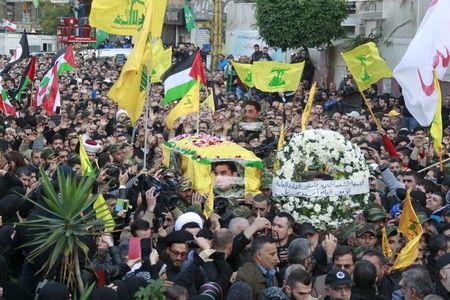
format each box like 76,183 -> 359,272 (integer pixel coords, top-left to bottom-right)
0,31 -> 30,75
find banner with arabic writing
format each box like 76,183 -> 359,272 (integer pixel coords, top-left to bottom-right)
90,0 -> 150,36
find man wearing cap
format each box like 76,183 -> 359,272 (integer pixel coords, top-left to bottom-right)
356,223 -> 378,250
324,269 -> 352,300
435,253 -> 450,299
366,205 -> 388,232
108,144 -> 125,164
176,176 -> 200,213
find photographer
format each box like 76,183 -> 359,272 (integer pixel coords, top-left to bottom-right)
175,229 -> 234,297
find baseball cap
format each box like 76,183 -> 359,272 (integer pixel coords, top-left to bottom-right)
41,149 -> 56,160
366,205 -> 388,222
356,223 -> 376,237
387,110 -> 401,117
108,144 -> 124,154
177,176 -> 193,191
325,269 -> 352,289
346,111 -> 360,119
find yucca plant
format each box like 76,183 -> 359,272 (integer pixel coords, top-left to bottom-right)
19,169 -> 108,293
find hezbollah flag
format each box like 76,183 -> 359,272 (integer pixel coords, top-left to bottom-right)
166,79 -> 200,130
151,46 -> 172,83
108,0 -> 168,124
79,136 -> 115,231
430,71 -> 443,159
90,0 -> 152,36
232,62 -> 254,88
13,56 -> 36,101
202,87 -> 215,112
252,61 -> 304,93
398,189 -> 423,242
341,42 -> 392,92
381,226 -> 393,258
391,188 -> 423,271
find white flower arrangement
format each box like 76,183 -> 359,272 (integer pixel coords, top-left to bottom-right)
274,129 -> 370,230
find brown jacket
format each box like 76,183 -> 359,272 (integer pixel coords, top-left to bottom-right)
235,262 -> 278,300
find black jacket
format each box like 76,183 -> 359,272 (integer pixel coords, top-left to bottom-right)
351,285 -> 387,300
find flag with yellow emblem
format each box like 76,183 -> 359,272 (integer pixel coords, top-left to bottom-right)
202,87 -> 215,112
203,175 -> 215,218
252,61 -> 304,93
341,42 -> 392,91
107,0 -> 168,124
166,80 -> 200,130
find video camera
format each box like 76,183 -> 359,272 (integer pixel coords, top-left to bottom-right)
137,175 -> 180,211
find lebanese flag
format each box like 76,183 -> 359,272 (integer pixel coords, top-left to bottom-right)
393,0 -> 450,126
0,32 -> 29,75
14,56 -> 36,101
3,19 -> 17,31
161,52 -> 206,105
0,84 -> 17,117
33,46 -> 76,115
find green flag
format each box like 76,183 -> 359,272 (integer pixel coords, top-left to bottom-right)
183,4 -> 196,32
92,29 -> 108,49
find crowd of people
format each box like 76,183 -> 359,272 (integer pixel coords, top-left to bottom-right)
0,42 -> 448,300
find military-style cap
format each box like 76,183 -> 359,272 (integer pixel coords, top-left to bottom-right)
108,144 -> 125,154
366,205 -> 388,222
41,148 -> 56,160
356,223 -> 376,237
177,176 -> 193,191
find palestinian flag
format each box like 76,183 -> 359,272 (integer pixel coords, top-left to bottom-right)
14,56 -> 36,101
0,32 -> 29,75
161,52 -> 205,105
0,84 -> 17,117
34,46 -> 77,115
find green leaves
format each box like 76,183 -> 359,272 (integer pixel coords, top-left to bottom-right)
255,0 -> 348,50
39,0 -> 71,35
18,169 -> 107,290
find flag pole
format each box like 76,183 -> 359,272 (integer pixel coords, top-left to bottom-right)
143,62 -> 152,170
359,89 -> 382,130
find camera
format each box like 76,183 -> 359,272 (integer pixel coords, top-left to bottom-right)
137,175 -> 180,210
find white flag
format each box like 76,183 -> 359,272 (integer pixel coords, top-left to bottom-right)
393,0 -> 450,126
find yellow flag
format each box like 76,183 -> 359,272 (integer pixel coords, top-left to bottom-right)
107,0 -> 167,124
381,226 -> 393,258
252,61 -> 304,93
90,0 -> 166,36
151,47 -> 172,83
301,82 -> 317,132
430,71 -> 443,158
390,232 -> 422,271
202,88 -> 215,112
273,123 -> 285,172
203,175 -> 215,218
79,136 -> 93,176
232,62 -> 254,88
94,194 -> 115,232
398,189 -> 423,242
166,80 -> 200,130
341,42 -> 392,91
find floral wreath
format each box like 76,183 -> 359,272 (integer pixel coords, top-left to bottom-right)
274,129 -> 370,230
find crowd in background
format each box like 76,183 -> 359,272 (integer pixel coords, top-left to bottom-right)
0,43 -> 448,300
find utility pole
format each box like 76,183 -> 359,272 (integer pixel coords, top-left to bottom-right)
211,0 -> 222,71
